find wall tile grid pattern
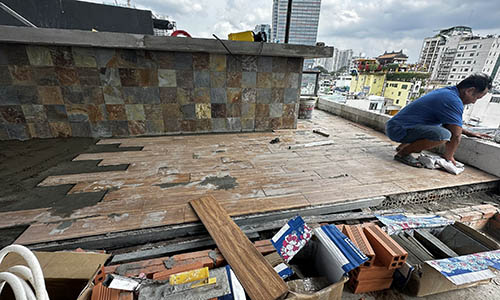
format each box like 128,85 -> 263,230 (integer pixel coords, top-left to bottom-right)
0,44 -> 303,140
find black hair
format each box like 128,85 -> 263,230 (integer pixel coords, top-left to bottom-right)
456,73 -> 492,92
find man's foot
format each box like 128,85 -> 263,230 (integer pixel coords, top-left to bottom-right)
394,154 -> 423,168
396,143 -> 409,152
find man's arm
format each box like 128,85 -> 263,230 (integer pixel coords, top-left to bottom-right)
443,124 -> 462,164
462,128 -> 492,139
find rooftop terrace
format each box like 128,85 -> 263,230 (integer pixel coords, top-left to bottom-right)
1,109 -> 497,249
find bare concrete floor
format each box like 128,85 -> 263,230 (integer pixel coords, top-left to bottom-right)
1,110 -> 498,246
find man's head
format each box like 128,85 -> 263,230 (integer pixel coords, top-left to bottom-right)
457,73 -> 492,104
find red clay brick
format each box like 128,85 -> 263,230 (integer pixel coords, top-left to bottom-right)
363,224 -> 407,269
92,283 -> 132,300
449,207 -> 483,222
349,260 -> 395,281
343,225 -> 376,267
93,266 -> 107,285
348,277 -> 393,293
104,240 -> 272,277
153,261 -> 206,280
467,218 -> 490,230
472,204 -> 498,219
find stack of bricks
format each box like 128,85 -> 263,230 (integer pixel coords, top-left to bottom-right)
102,240 -> 274,279
342,224 -> 407,294
436,204 -> 498,229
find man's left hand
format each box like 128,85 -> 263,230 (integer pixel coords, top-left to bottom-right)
469,132 -> 492,139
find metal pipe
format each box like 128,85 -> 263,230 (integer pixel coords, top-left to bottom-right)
284,0 -> 292,43
0,2 -> 37,28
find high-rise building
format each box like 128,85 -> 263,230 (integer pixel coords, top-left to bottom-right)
418,26 -> 473,80
446,36 -> 499,86
271,0 -> 322,45
254,24 -> 271,42
338,49 -> 353,72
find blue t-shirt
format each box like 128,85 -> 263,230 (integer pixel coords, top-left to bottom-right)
386,86 -> 463,141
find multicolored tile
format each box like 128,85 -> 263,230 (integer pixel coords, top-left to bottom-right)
38,86 -> 64,105
125,104 -> 146,120
72,47 -> 97,67
209,54 -> 226,71
195,103 -> 211,119
158,69 -> 176,87
8,66 -> 34,85
26,46 -> 53,66
193,53 -> 209,70
106,104 -> 127,120
49,121 -> 72,137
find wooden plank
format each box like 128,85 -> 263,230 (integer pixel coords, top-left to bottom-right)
190,195 -> 288,300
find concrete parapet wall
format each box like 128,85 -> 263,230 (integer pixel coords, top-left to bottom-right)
317,98 -> 390,133
318,98 -> 500,178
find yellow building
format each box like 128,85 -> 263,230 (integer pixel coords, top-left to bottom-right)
383,80 -> 413,107
350,73 -> 385,96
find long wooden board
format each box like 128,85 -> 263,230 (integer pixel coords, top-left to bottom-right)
190,195 -> 288,300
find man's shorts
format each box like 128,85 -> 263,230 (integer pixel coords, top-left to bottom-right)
386,124 -> 452,144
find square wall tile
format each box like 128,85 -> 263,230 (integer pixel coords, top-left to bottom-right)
210,88 -> 227,104
241,56 -> 257,72
0,87 -> 19,105
38,86 -> 64,104
176,70 -> 194,88
210,71 -> 226,88
106,104 -> 127,120
159,87 -> 177,103
72,47 -> 97,67
257,56 -> 272,72
8,66 -> 34,85
100,68 -> 122,86
195,103 -> 211,119
49,121 -> 72,137
227,72 -> 242,88
103,85 -> 124,104
194,88 -> 210,103
0,105 -> 25,123
194,71 -> 210,88
50,47 -> 74,67
128,120 -> 147,135
242,72 -> 257,88
193,53 -> 210,70
125,104 -> 146,120
158,69 -> 176,87
209,54 -> 226,72
26,46 -> 53,66
45,105 -> 68,122
175,52 -> 193,70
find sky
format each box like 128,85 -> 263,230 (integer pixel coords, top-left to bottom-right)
86,0 -> 500,63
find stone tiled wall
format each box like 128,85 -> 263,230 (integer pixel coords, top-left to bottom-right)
0,43 -> 303,140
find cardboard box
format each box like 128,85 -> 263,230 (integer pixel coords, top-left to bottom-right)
402,222 -> 499,297
407,263 -> 491,297
0,250 -> 110,300
286,277 -> 348,300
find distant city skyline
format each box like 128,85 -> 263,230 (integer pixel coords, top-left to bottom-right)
82,0 -> 500,63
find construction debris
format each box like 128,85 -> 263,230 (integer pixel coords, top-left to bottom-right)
313,129 -> 330,137
288,140 -> 334,150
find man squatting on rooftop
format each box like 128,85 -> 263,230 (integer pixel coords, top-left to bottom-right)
385,73 -> 492,168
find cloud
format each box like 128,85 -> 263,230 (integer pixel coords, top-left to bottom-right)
318,0 -> 500,62
82,0 -> 500,63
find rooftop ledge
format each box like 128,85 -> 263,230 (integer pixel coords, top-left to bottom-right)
318,97 -> 500,178
0,25 -> 333,58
